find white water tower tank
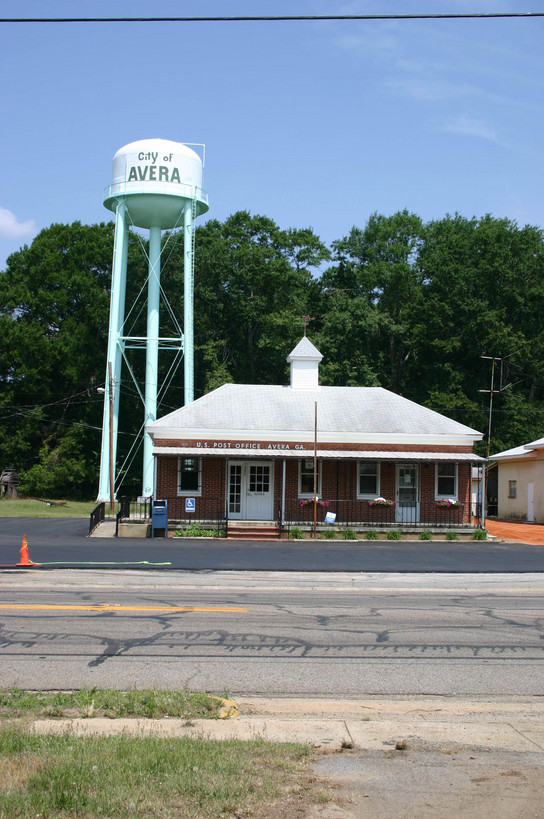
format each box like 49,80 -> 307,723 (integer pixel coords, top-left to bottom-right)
104,137 -> 208,227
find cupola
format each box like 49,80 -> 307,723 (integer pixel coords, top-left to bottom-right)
286,337 -> 322,389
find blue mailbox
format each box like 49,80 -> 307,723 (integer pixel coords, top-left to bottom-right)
151,499 -> 168,538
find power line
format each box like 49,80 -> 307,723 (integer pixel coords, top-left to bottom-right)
1,12 -> 543,24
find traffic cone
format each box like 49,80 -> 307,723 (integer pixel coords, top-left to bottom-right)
17,535 -> 36,566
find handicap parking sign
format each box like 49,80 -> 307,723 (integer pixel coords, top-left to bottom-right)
185,497 -> 196,513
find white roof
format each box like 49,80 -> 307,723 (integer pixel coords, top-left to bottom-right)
286,336 -> 323,362
148,384 -> 482,443
489,437 -> 544,461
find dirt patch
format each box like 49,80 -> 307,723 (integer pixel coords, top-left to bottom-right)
309,746 -> 544,818
485,518 -> 544,545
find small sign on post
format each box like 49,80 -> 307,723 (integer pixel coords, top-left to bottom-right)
185,497 -> 196,513
324,511 -> 336,525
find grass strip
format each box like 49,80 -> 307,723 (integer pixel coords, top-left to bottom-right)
0,688 -> 223,720
0,498 -> 97,518
0,728 -> 314,818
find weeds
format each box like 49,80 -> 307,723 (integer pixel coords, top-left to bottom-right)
322,530 -> 336,539
0,688 -> 219,720
473,528 -> 487,540
290,527 -> 304,539
386,530 -> 402,540
419,530 -> 432,540
445,531 -> 458,541
365,529 -> 379,540
343,528 -> 357,540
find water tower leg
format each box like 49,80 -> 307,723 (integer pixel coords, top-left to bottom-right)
98,201 -> 128,501
142,224 -> 161,497
184,203 -> 194,405
112,220 -> 128,472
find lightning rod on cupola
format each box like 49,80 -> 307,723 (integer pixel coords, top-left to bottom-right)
97,138 -> 209,503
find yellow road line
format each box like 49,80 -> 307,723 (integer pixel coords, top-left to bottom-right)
0,603 -> 247,613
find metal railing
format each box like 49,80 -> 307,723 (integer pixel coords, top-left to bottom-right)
283,498 -> 472,530
89,501 -> 105,535
166,496 -> 228,532
115,496 -> 152,536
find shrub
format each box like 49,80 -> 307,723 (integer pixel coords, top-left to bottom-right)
343,529 -> 357,540
473,528 -> 487,541
386,530 -> 402,540
323,530 -> 336,539
419,530 -> 432,540
365,530 -> 379,540
445,531 -> 458,541
290,527 -> 304,539
174,524 -> 224,538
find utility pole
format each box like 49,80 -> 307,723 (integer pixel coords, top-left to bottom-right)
480,356 -> 497,458
479,353 -> 522,457
313,401 -> 318,539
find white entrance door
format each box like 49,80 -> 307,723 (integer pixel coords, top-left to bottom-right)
395,464 -> 420,523
228,461 -> 274,520
528,482 -> 535,522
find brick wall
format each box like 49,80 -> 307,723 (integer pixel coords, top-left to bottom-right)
157,456 -> 225,521
155,455 -> 474,525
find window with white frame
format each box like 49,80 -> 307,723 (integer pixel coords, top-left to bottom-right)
358,461 -> 380,498
299,459 -> 321,497
435,462 -> 457,499
177,457 -> 202,496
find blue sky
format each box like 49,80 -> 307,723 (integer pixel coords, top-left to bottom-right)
1,0 -> 543,268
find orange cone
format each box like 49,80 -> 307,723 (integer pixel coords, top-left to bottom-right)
17,535 -> 36,566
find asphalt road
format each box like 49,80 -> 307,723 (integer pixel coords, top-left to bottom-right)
2,517 -> 544,572
1,569 -> 543,695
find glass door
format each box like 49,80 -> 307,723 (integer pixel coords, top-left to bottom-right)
228,463 -> 243,519
228,461 -> 274,520
395,464 -> 420,523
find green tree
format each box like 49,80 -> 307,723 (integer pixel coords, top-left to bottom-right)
413,213 -> 544,450
319,210 -> 425,390
0,222 -> 116,497
192,211 -> 327,391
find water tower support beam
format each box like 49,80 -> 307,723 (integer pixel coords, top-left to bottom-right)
184,202 -> 194,405
112,214 -> 128,485
98,200 -> 128,501
142,224 -> 162,496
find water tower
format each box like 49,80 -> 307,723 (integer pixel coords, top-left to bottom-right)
97,138 -> 209,502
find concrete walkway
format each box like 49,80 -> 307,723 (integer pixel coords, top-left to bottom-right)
29,696 -> 544,754
90,519 -> 116,538
485,518 -> 544,545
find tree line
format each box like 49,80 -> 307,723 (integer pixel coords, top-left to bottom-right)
1,210 -> 543,498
